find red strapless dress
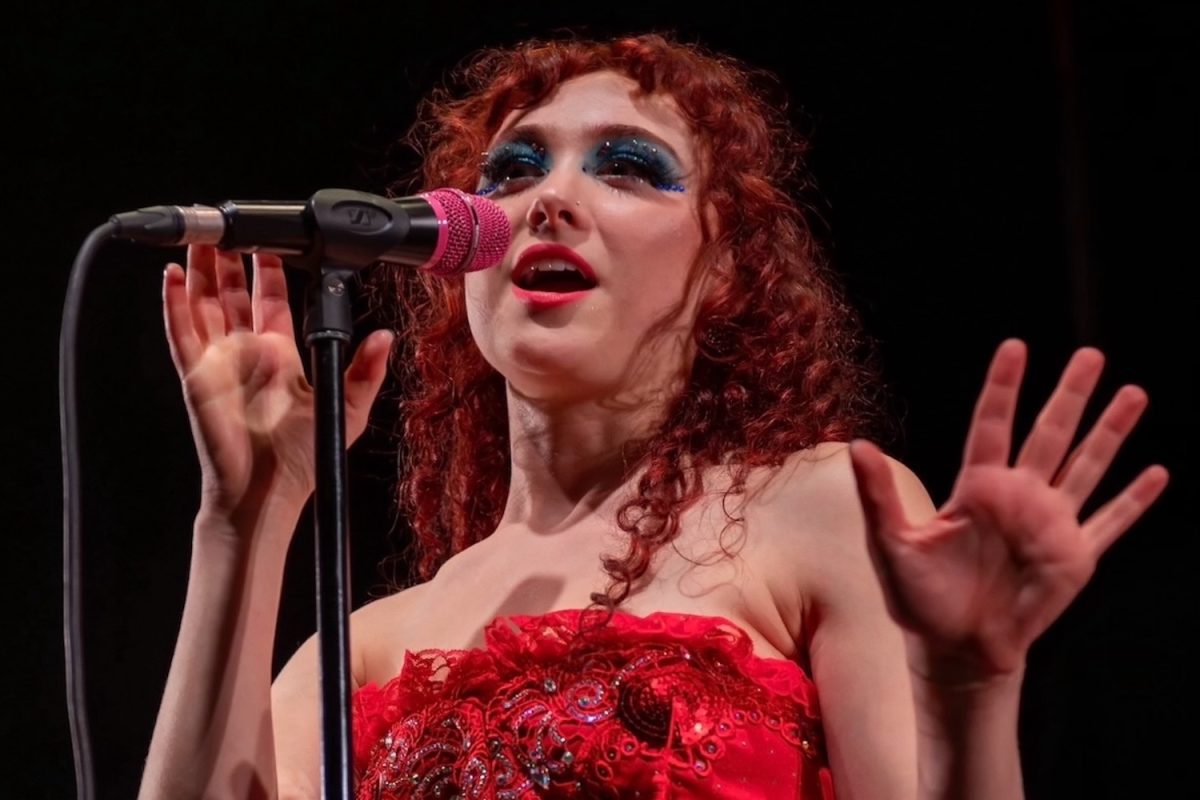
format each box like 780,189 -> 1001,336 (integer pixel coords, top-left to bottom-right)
352,609 -> 834,799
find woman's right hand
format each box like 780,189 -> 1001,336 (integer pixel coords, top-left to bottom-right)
162,245 -> 393,533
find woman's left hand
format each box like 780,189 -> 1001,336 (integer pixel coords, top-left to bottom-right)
848,339 -> 1168,684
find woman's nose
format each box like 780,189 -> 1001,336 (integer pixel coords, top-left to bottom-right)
525,173 -> 586,234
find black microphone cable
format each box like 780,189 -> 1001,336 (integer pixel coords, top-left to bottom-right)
59,222 -> 117,800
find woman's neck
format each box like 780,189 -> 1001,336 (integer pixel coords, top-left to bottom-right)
498,385 -> 667,534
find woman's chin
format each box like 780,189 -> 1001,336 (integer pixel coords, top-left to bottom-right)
495,334 -> 687,409
504,360 -> 613,403
505,335 -> 602,373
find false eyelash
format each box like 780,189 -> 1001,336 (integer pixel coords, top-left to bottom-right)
477,139 -> 549,196
590,139 -> 685,192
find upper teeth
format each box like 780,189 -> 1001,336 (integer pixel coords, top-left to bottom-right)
530,262 -> 581,274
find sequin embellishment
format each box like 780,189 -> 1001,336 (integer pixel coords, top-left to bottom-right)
353,610 -> 830,799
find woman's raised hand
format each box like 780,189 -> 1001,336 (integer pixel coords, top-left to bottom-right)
162,245 -> 393,529
848,339 -> 1168,684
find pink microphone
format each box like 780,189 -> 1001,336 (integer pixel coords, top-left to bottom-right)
109,187 -> 513,276
418,188 -> 512,277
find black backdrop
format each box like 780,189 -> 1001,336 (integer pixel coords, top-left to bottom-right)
8,2 -> 1194,798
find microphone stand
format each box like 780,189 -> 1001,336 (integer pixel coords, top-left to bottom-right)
285,189 -> 438,799
303,263 -> 358,800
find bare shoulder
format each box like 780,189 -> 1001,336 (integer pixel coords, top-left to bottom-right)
349,580 -> 434,685
271,581 -> 426,700
351,580 -> 430,635
734,442 -> 935,619
270,581 -> 428,798
747,441 -> 934,553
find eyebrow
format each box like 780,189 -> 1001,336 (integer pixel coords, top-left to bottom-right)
491,122 -> 688,168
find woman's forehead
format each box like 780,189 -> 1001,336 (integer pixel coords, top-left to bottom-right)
490,71 -> 694,157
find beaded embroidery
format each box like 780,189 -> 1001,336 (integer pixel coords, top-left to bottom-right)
353,609 -> 832,799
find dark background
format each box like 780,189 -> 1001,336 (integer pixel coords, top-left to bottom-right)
7,1 -> 1194,798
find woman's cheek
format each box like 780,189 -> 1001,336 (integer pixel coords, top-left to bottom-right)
464,279 -> 498,361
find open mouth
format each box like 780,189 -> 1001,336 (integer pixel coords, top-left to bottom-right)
513,262 -> 598,293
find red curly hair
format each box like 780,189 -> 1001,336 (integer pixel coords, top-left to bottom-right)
371,33 -> 888,610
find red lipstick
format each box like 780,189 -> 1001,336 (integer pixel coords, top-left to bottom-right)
511,244 -> 597,310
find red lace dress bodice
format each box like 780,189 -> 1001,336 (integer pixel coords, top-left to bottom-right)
352,609 -> 834,799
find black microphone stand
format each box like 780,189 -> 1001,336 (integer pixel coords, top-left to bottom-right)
284,188 -> 445,799
303,263 -> 358,800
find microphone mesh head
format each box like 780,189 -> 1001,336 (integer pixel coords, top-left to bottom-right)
420,189 -> 512,277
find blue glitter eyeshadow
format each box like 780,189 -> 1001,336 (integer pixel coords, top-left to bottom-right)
477,139 -> 550,197
585,137 -> 686,192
